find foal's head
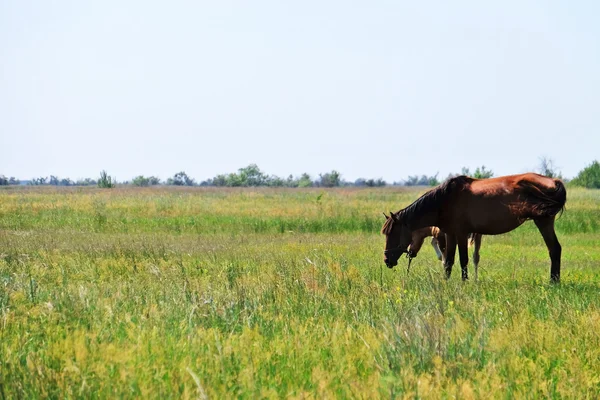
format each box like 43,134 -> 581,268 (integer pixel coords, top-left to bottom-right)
381,212 -> 413,268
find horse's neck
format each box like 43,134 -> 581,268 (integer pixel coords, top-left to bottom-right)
408,210 -> 439,231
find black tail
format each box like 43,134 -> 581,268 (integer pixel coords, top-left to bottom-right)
518,179 -> 567,219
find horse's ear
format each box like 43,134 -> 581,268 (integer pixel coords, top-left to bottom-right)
383,212 -> 389,219
390,211 -> 397,220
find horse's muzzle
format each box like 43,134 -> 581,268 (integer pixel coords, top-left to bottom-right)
384,259 -> 398,268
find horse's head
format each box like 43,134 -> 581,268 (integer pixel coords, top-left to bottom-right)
382,211 -> 413,268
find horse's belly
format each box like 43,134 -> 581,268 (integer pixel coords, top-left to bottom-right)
467,204 -> 523,235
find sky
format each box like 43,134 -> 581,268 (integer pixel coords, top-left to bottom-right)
1,0 -> 599,182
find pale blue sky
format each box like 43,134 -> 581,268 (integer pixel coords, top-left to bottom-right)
1,1 -> 599,182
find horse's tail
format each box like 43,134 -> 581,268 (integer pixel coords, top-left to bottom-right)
518,179 -> 567,219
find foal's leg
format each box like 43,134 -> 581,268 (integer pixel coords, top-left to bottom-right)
437,233 -> 447,264
443,235 -> 457,279
472,234 -> 482,281
534,217 -> 562,283
457,234 -> 469,281
431,237 -> 443,261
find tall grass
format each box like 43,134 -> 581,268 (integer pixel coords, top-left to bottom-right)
0,186 -> 599,398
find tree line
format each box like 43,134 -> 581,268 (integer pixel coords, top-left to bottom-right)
2,159 -> 600,189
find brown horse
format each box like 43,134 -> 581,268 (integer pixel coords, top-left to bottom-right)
382,174 -> 566,282
409,227 -> 483,280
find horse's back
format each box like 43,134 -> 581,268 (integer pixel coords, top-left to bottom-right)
468,173 -> 560,196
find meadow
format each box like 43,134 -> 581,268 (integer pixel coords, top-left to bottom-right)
1,186 -> 599,399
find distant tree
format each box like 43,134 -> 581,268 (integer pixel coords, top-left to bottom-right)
76,178 -> 97,186
266,175 -> 285,187
570,160 -> 600,188
238,164 -> 267,186
403,173 -> 438,186
473,166 -> 494,179
356,178 -> 386,187
297,173 -> 313,188
453,166 -> 493,179
132,176 -> 150,187
167,171 -> 195,186
404,176 -> 419,186
39,175 -> 75,186
9,177 -> 19,185
354,178 -> 367,187
537,157 -> 562,178
0,175 -> 8,185
318,170 -> 341,187
427,174 -> 440,186
131,175 -> 160,187
285,174 -> 299,188
225,173 -> 244,187
29,177 -> 47,185
204,168 -> 315,188
210,175 -> 228,187
98,170 -> 115,188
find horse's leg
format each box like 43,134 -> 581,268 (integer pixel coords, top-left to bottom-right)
472,234 -> 482,281
534,217 -> 562,283
443,235 -> 457,279
457,235 -> 469,281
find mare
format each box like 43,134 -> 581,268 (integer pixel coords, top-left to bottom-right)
409,227 -> 483,280
382,174 -> 566,282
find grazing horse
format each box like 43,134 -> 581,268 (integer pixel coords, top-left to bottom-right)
382,174 -> 566,282
409,227 -> 483,280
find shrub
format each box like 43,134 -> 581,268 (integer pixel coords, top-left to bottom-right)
570,161 -> 600,189
98,171 -> 115,188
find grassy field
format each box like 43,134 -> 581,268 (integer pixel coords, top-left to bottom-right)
1,186 -> 599,398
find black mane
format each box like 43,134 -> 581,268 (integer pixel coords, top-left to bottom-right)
382,175 -> 472,234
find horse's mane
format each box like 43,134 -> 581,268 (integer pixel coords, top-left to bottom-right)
381,175 -> 472,234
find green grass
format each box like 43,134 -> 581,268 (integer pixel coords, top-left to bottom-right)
1,186 -> 599,398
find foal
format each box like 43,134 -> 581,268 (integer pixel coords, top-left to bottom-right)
409,227 -> 483,280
